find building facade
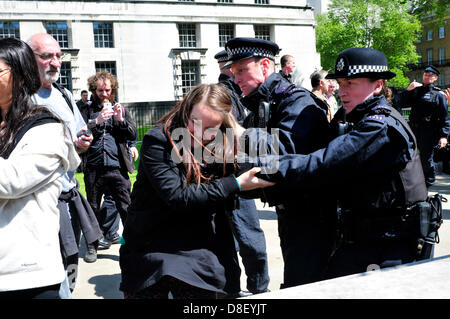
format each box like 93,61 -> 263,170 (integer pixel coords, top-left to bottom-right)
406,13 -> 450,89
0,0 -> 321,105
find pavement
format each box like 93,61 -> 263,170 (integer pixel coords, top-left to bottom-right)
72,171 -> 450,299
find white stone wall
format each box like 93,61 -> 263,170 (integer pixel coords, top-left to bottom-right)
0,0 -> 320,102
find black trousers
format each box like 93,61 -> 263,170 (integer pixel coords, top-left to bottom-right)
276,205 -> 338,288
325,238 -> 418,279
0,284 -> 61,299
84,166 -> 131,227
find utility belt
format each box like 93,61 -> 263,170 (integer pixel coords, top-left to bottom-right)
340,194 -> 445,259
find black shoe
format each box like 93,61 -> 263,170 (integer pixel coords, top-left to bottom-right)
108,233 -> 121,245
84,248 -> 97,263
249,288 -> 270,295
98,237 -> 112,249
226,290 -> 253,299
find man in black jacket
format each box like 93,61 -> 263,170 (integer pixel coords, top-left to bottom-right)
398,66 -> 449,187
214,50 -> 270,296
225,37 -> 336,288
82,71 -> 137,263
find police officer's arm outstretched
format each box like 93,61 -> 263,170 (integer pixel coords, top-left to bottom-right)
257,48 -> 430,279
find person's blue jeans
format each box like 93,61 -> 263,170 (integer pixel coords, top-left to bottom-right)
229,199 -> 269,293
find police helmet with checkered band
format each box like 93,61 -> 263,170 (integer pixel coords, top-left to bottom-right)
326,47 -> 396,80
223,37 -> 280,68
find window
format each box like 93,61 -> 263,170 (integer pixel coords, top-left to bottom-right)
417,32 -> 422,43
427,29 -> 433,41
438,74 -> 444,87
439,26 -> 445,39
57,62 -> 72,92
178,24 -> 197,48
0,21 -> 20,39
93,22 -> 114,48
219,24 -> 234,47
439,48 -> 445,64
255,0 -> 269,4
95,61 -> 117,76
254,25 -> 271,41
218,0 -> 233,2
45,22 -> 69,48
427,48 -> 433,64
181,60 -> 199,95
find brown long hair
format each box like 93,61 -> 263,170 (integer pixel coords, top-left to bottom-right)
158,83 -> 238,185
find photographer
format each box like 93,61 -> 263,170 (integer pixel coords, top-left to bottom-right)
82,71 -> 137,263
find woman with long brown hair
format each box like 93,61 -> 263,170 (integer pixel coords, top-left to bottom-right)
119,83 -> 272,299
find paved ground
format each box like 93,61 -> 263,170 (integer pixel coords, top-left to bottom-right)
72,172 -> 450,299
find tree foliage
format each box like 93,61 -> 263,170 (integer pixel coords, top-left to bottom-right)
315,0 -> 422,87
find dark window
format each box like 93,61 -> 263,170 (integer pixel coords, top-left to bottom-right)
0,21 -> 20,39
181,60 -> 199,95
255,0 -> 269,4
95,61 -> 117,76
219,24 -> 234,47
178,24 -> 197,48
45,22 -> 69,48
93,22 -> 114,48
57,61 -> 72,92
254,25 -> 271,41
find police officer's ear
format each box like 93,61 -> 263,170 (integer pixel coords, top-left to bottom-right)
259,58 -> 273,78
372,79 -> 385,95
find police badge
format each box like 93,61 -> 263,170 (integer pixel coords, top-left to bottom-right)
336,58 -> 345,72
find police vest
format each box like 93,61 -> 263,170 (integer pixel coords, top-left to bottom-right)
364,104 -> 428,206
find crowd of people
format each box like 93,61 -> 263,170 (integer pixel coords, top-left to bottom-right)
0,33 -> 449,299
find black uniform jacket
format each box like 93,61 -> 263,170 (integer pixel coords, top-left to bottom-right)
240,72 -> 333,206
259,95 -> 426,215
119,125 -> 240,293
400,84 -> 450,140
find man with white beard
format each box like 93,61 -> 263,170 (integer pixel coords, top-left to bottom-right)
27,33 -> 101,299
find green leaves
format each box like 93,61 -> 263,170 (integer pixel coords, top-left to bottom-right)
315,0 -> 422,87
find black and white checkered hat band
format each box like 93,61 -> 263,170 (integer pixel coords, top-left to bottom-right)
217,56 -> 228,63
227,46 -> 275,60
348,64 -> 388,75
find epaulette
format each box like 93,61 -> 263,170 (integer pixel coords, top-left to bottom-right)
365,104 -> 391,124
370,104 -> 391,115
365,114 -> 386,124
274,82 -> 296,95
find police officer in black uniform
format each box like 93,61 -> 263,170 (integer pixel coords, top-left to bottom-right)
225,37 -> 337,288
256,47 -> 433,278
213,50 -> 270,296
399,66 -> 450,187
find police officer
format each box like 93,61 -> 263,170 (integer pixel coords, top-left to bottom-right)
225,37 -> 336,288
213,50 -> 270,296
256,47 -> 430,278
399,66 -> 450,187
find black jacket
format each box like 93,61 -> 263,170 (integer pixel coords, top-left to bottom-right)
119,125 -> 240,294
81,100 -> 137,173
240,72 -> 333,206
260,95 -> 428,215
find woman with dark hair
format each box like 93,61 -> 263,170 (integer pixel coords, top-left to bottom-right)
0,38 -> 79,298
119,83 -> 273,299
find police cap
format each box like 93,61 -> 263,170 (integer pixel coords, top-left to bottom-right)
214,50 -> 229,63
424,65 -> 440,76
326,47 -> 396,80
224,37 -> 280,68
